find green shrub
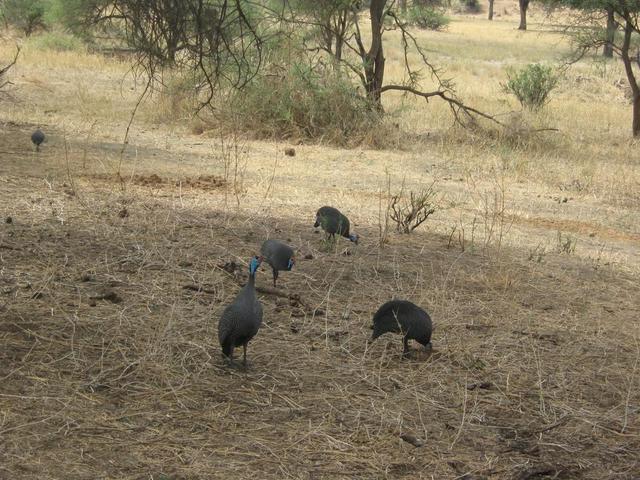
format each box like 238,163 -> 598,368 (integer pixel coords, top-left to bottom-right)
502,63 -> 559,111
213,63 -> 381,145
405,5 -> 449,31
1,0 -> 47,36
26,31 -> 86,52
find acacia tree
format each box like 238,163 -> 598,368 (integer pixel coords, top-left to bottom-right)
71,0 -> 497,127
289,0 -> 496,123
559,0 -> 640,135
489,0 -> 495,19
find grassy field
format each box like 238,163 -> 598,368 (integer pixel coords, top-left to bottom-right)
1,4 -> 639,479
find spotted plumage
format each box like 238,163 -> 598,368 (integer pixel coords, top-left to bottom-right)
314,206 -> 358,244
218,256 -> 263,366
260,239 -> 295,288
371,300 -> 432,357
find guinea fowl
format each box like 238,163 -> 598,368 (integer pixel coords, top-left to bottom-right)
371,300 -> 432,357
31,129 -> 45,152
260,239 -> 295,288
218,256 -> 264,367
314,206 -> 358,244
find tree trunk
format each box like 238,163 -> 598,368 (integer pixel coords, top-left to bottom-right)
488,0 -> 494,20
633,94 -> 640,137
518,0 -> 529,30
364,0 -> 386,107
399,0 -> 407,13
604,6 -> 615,58
620,15 -> 640,136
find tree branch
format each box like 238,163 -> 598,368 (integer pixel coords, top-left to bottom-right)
380,84 -> 505,127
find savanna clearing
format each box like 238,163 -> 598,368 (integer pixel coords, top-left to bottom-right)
1,4 -> 640,479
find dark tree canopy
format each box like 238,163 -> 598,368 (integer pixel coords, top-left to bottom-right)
82,0 -> 272,105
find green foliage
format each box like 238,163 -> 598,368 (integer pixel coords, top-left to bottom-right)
405,4 -> 450,30
215,63 -> 381,145
44,0 -> 94,33
502,63 -> 559,111
26,30 -> 86,52
1,0 -> 48,36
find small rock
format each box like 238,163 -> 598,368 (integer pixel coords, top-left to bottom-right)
284,147 -> 296,157
118,208 -> 129,218
304,253 -> 313,260
80,273 -> 95,282
467,381 -> 493,391
5,216 -> 12,224
400,433 -> 424,447
89,289 -> 122,304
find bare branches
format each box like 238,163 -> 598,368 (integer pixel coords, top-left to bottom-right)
0,46 -> 20,94
389,180 -> 439,234
89,0 -> 272,106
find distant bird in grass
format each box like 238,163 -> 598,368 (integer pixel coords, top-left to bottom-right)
218,256 -> 263,367
31,128 -> 45,152
260,239 -> 295,288
371,300 -> 433,357
314,206 -> 359,245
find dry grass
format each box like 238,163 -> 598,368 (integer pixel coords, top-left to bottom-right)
1,4 -> 640,479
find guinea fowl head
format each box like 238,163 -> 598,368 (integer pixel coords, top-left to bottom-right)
349,233 -> 359,245
287,256 -> 295,271
249,256 -> 262,275
370,323 -> 383,341
313,215 -> 320,228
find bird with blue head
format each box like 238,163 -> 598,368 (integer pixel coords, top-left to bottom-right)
218,255 -> 264,367
314,206 -> 358,245
260,239 -> 295,288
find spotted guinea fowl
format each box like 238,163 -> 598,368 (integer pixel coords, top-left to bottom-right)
371,300 -> 432,357
218,256 -> 264,366
260,239 -> 295,288
31,129 -> 45,152
314,206 -> 358,244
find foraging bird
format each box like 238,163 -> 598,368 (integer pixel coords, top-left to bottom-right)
218,256 -> 264,366
314,206 -> 359,244
31,129 -> 45,152
371,300 -> 432,357
260,239 -> 295,288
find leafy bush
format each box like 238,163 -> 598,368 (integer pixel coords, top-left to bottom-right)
213,63 -> 382,146
26,31 -> 86,52
502,63 -> 559,111
1,0 -> 47,36
405,5 -> 449,31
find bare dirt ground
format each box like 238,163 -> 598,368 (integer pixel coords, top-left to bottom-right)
1,119 -> 639,479
2,4 -> 640,478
